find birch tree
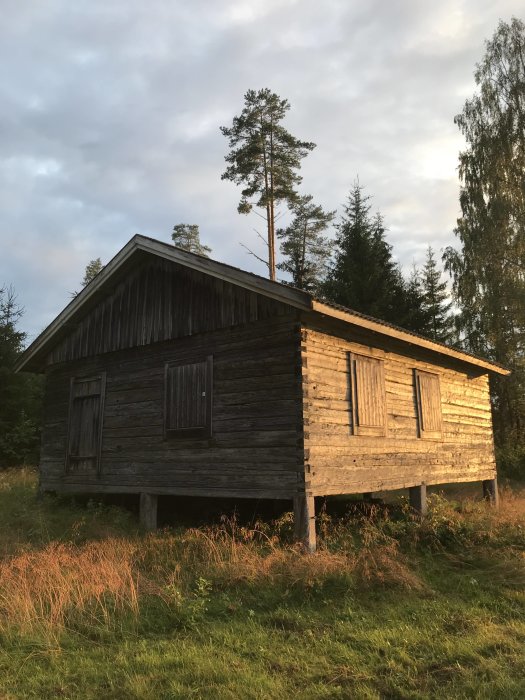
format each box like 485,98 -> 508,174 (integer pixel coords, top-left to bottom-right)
443,17 -> 525,443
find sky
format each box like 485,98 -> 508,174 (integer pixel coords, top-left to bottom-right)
1,0 -> 523,341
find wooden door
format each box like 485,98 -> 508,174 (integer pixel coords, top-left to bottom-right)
66,374 -> 106,474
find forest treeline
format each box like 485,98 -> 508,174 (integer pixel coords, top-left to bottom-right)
1,17 -> 524,470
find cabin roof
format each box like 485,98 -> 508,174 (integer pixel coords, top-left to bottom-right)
15,234 -> 509,375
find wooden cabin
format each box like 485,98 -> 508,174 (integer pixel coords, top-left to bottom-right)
16,235 -> 509,550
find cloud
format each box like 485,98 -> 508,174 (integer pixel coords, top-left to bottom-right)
0,0 -> 523,338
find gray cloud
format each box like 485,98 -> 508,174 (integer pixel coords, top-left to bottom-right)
0,0 -> 523,339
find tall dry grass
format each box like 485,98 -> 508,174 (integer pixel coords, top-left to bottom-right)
0,479 -> 523,642
0,522 -> 420,640
0,539 -> 139,640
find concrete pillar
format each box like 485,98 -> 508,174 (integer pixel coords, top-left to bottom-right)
140,493 -> 158,530
293,493 -> 316,553
482,478 -> 499,509
409,484 -> 427,516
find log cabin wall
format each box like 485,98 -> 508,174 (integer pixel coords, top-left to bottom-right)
40,315 -> 304,498
300,319 -> 497,496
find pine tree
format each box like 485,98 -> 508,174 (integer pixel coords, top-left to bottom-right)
421,247 -> 455,343
172,224 -> 211,257
276,195 -> 335,292
220,89 -> 315,280
443,17 -> 525,444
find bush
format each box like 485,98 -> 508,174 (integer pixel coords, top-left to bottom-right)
496,444 -> 525,480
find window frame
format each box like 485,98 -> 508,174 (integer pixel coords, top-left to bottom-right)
65,372 -> 106,475
348,352 -> 387,437
414,369 -> 442,439
164,355 -> 213,440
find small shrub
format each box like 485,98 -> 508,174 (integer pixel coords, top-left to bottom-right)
496,444 -> 525,480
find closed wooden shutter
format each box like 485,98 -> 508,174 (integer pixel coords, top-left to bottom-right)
66,374 -> 106,474
349,353 -> 386,436
165,356 -> 212,438
415,370 -> 442,438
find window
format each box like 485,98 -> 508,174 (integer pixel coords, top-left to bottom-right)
414,369 -> 442,439
66,373 -> 106,474
164,356 -> 213,438
348,353 -> 386,436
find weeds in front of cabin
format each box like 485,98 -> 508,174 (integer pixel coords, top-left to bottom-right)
0,540 -> 139,641
0,468 -> 524,698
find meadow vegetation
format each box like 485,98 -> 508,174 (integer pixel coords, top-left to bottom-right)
0,468 -> 524,699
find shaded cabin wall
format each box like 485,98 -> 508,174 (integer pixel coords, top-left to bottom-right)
40,314 -> 304,498
47,255 -> 293,365
300,321 -> 497,496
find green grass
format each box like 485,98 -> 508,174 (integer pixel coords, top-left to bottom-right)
0,468 -> 524,699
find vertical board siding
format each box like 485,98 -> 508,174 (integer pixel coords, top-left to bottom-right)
351,354 -> 386,433
165,358 -> 211,437
66,374 -> 105,474
168,363 -> 207,429
416,370 -> 442,436
47,258 -> 293,366
40,315 -> 302,498
302,326 -> 497,495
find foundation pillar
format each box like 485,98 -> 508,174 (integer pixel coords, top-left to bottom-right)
140,493 -> 158,531
409,484 -> 427,516
482,478 -> 499,509
293,493 -> 316,553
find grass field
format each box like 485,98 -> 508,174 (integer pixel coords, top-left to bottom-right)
0,468 -> 524,699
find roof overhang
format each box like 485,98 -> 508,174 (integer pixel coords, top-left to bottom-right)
15,234 -> 510,377
311,301 -> 510,376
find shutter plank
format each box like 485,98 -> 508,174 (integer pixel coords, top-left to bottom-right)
416,370 -> 442,437
165,358 -> 211,436
354,355 -> 385,430
66,375 -> 105,474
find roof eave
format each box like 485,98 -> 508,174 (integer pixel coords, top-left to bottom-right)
311,300 -> 510,376
14,233 -> 509,377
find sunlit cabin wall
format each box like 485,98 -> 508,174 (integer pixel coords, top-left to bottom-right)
300,318 -> 497,497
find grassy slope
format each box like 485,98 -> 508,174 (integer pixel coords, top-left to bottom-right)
0,469 -> 524,700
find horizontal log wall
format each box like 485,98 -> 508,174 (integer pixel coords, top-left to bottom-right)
47,256 -> 293,366
40,315 -> 303,498
301,325 -> 497,495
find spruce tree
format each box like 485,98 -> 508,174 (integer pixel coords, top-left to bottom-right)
0,286 -> 42,466
323,182 -> 409,326
220,89 -> 315,280
172,224 -> 211,257
401,265 -> 429,336
276,195 -> 335,292
421,247 -> 455,343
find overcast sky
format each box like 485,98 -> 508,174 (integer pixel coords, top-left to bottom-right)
1,1 -> 523,340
